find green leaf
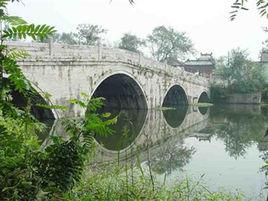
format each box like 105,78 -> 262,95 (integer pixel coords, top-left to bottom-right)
7,49 -> 30,59
3,24 -> 56,41
36,104 -> 68,111
0,15 -> 27,26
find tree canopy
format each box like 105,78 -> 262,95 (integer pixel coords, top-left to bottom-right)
214,48 -> 265,93
147,26 -> 194,65
51,24 -> 107,45
118,33 -> 144,53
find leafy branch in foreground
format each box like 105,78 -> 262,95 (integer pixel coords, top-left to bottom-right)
3,24 -> 56,41
230,0 -> 268,20
0,0 -> 116,199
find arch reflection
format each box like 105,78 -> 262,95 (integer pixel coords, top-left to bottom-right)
95,109 -> 147,151
198,106 -> 209,115
162,106 -> 188,128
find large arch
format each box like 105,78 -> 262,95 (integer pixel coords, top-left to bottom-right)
198,91 -> 210,103
3,77 -> 56,120
92,73 -> 148,110
91,73 -> 148,151
162,85 -> 188,108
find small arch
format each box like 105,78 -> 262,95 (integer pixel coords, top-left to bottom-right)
92,73 -> 147,110
198,92 -> 210,103
162,85 -> 188,108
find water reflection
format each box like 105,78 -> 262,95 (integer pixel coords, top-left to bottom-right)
93,104 -> 268,199
94,106 -> 208,162
95,109 -> 147,150
162,106 -> 188,128
43,103 -> 268,199
198,106 -> 209,115
209,105 -> 268,159
149,142 -> 196,175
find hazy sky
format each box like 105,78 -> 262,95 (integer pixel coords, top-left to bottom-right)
8,0 -> 268,60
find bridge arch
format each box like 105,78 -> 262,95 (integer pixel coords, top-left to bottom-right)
198,91 -> 210,103
162,84 -> 188,108
5,78 -> 57,120
91,72 -> 148,110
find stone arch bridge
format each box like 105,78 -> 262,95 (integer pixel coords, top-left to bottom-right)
9,42 -> 210,118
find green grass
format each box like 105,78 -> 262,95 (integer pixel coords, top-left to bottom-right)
154,106 -> 176,111
65,165 -> 245,201
190,102 -> 214,107
261,102 -> 268,107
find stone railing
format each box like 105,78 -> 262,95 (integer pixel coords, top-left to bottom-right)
7,41 -> 209,87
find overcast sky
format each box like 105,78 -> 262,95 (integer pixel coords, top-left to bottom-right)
8,0 -> 268,60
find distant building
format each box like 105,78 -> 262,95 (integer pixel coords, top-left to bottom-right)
261,50 -> 268,64
261,51 -> 268,81
183,53 -> 215,78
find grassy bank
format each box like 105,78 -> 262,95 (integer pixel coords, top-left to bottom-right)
154,106 -> 176,111
65,165 -> 244,201
190,102 -> 214,107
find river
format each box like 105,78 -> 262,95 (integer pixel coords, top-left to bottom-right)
91,104 -> 268,200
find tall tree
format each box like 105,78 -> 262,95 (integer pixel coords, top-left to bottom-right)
214,48 -> 265,93
55,32 -> 78,45
118,33 -> 144,53
76,24 -> 107,45
147,26 -> 194,65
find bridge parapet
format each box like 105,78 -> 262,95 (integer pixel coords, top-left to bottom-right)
7,41 -> 209,88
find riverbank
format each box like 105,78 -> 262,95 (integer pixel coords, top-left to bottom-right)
65,165 -> 245,201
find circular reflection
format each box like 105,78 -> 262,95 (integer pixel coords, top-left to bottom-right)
92,73 -> 148,151
94,109 -> 147,150
198,106 -> 209,115
162,85 -> 188,108
163,106 -> 188,128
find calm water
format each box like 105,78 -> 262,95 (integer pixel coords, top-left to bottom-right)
93,105 -> 268,200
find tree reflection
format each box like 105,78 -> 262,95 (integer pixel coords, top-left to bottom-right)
209,106 -> 268,159
148,139 -> 196,174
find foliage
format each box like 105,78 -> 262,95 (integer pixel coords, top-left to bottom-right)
118,33 -> 145,53
230,0 -> 268,20
0,1 -> 115,200
50,24 -> 107,45
147,26 -> 194,65
0,111 -> 44,201
51,32 -> 78,45
3,24 -> 55,41
212,48 -> 265,94
65,165 -> 244,201
76,24 -> 107,45
126,0 -> 268,20
35,97 -> 116,196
